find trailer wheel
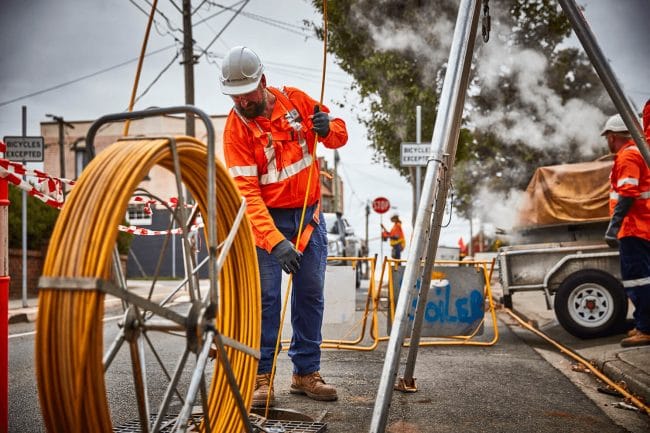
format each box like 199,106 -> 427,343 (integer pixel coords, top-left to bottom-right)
554,270 -> 627,339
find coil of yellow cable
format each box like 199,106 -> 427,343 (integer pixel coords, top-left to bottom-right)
35,136 -> 260,432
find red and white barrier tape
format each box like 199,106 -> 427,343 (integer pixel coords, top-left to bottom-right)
130,195 -> 195,215
1,156 -> 202,236
118,222 -> 204,236
0,163 -> 67,209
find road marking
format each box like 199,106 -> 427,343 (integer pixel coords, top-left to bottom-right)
8,314 -> 123,339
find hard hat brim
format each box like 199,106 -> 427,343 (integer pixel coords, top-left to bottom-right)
220,75 -> 262,96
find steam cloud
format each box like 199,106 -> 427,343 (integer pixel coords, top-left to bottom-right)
350,2 -> 609,235
472,26 -> 607,155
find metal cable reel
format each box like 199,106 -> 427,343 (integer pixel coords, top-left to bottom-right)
35,107 -> 261,432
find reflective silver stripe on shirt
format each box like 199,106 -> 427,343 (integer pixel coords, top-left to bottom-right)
610,191 -> 650,200
228,165 -> 258,178
260,136 -> 312,185
617,177 -> 639,187
622,276 -> 650,288
232,102 -> 313,186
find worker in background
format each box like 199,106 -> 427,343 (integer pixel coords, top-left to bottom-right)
381,214 -> 406,259
602,113 -> 650,347
220,46 -> 348,407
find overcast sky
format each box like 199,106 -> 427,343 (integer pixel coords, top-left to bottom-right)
1,0 -> 649,259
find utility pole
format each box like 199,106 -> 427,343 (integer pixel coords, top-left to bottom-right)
45,114 -> 74,182
365,201 -> 370,257
182,0 -> 196,137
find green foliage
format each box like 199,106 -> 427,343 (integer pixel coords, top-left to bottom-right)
312,0 -> 610,224
310,0 -> 472,180
8,185 -> 59,250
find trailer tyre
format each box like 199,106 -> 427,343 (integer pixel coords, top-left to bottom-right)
554,270 -> 627,339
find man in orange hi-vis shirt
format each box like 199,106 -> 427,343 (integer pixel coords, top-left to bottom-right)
381,214 -> 406,260
220,46 -> 348,407
602,112 -> 650,347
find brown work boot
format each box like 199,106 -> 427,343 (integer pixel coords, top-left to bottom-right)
252,373 -> 275,408
620,331 -> 650,347
290,371 -> 338,401
627,328 -> 639,337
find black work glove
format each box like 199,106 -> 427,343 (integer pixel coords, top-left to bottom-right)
312,107 -> 330,137
605,196 -> 634,248
271,239 -> 302,274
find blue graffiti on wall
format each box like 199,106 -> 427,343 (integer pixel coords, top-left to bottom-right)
408,279 -> 483,324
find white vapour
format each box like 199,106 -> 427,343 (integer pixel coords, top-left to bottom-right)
471,21 -> 607,155
474,186 -> 525,233
351,4 -> 456,86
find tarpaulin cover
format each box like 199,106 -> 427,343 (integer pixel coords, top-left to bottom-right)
517,159 -> 613,226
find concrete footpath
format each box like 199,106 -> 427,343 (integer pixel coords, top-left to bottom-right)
507,290 -> 650,406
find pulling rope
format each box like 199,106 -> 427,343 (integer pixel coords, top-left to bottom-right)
123,0 -> 159,136
503,308 -> 650,416
265,0 -> 329,415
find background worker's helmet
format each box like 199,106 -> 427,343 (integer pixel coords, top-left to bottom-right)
600,114 -> 629,136
220,46 -> 264,95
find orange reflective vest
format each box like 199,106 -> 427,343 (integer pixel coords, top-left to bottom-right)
609,140 -> 650,241
382,222 -> 406,249
224,86 -> 348,252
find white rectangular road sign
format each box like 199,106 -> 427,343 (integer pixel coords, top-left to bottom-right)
400,142 -> 430,167
3,136 -> 45,162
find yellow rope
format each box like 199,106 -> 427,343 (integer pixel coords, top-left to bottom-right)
36,136 -> 260,432
123,0 -> 159,136
265,0 -> 330,415
503,308 -> 650,416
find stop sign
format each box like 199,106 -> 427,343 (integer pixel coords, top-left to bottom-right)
372,197 -> 390,214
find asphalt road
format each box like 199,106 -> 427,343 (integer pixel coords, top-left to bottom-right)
7,278 -> 650,433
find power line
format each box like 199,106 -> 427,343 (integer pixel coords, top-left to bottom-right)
0,1 -> 336,108
0,45 -> 175,108
135,50 -> 181,104
197,0 -> 250,59
204,1 -> 314,39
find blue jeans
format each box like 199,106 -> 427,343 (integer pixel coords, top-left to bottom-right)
620,237 -> 650,333
256,205 -> 327,375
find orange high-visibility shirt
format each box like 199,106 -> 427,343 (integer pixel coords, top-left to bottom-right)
224,86 -> 348,252
382,222 -> 405,248
609,140 -> 650,241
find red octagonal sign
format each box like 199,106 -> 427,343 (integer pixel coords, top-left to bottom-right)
372,196 -> 390,214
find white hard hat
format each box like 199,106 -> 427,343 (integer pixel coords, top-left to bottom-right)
220,46 -> 264,95
600,114 -> 628,136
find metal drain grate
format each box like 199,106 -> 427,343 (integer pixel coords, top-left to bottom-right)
113,414 -> 202,432
260,419 -> 327,433
113,414 -> 326,433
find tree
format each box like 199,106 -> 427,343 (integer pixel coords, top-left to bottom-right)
309,0 -> 472,217
310,0 -> 611,227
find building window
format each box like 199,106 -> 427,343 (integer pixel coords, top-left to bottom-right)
126,203 -> 152,226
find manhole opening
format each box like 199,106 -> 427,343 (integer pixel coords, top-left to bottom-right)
113,412 -> 327,433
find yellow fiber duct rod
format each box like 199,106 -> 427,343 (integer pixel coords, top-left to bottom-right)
35,136 -> 260,432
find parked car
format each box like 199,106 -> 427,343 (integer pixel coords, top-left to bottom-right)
324,212 -> 363,288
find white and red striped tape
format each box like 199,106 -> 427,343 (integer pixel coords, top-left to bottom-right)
118,222 -> 204,236
0,146 -> 201,237
0,159 -> 71,209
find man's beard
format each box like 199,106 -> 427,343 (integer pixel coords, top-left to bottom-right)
238,99 -> 266,119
